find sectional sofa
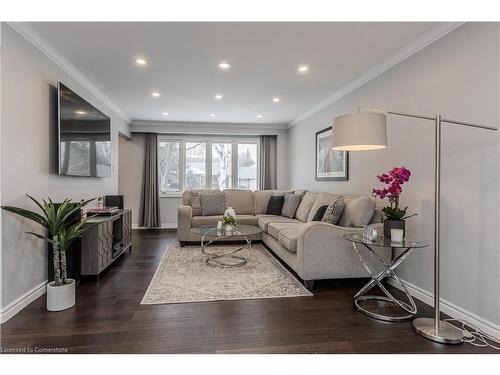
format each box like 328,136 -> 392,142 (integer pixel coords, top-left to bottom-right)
178,189 -> 390,288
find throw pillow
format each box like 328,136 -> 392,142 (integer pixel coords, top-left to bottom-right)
281,193 -> 302,218
266,195 -> 285,215
200,193 -> 225,216
190,191 -> 202,216
338,196 -> 376,227
322,198 -> 345,225
311,205 -> 328,221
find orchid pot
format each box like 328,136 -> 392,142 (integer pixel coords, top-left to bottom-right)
383,219 -> 405,239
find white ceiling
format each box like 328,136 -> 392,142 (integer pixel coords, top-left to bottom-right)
29,22 -> 439,125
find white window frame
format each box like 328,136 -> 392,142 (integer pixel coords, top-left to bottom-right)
158,135 -> 260,197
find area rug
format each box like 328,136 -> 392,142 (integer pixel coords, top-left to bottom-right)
141,244 -> 312,305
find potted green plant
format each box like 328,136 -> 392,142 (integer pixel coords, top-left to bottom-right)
2,196 -> 95,311
222,214 -> 239,232
372,167 -> 416,238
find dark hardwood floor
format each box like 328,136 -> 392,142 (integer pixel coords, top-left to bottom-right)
0,230 -> 495,354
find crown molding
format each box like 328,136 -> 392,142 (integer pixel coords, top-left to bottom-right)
287,22 -> 465,128
131,120 -> 288,134
7,22 -> 131,123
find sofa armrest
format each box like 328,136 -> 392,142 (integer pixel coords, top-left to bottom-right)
177,205 -> 193,242
295,222 -> 388,280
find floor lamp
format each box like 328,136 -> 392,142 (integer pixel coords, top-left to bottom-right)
332,108 -> 497,344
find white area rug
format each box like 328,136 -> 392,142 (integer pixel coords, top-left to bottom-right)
141,244 -> 312,305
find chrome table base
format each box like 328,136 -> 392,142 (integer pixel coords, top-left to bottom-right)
412,318 -> 464,344
352,242 -> 417,322
201,232 -> 251,268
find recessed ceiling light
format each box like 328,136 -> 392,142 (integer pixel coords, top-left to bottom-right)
272,97 -> 280,103
218,62 -> 231,70
152,91 -> 160,97
162,112 -> 169,116
298,65 -> 309,73
75,110 -> 87,115
210,113 -> 216,117
214,94 -> 223,100
256,114 -> 262,119
135,58 -> 147,66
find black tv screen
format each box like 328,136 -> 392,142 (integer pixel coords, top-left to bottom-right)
58,82 -> 111,177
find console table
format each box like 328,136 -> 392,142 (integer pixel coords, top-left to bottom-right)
81,209 -> 132,278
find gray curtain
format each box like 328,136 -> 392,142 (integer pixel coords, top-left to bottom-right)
260,135 -> 277,190
139,133 -> 161,228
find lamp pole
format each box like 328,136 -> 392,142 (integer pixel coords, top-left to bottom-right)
358,107 -> 496,344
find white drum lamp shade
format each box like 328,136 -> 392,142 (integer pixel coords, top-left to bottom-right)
332,113 -> 388,151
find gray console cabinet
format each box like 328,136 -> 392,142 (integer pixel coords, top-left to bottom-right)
81,209 -> 132,277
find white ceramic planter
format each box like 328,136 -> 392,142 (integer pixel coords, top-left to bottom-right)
46,279 -> 75,311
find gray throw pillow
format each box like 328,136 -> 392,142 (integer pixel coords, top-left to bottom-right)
200,193 -> 225,216
190,192 -> 202,216
322,198 -> 345,225
281,193 -> 302,218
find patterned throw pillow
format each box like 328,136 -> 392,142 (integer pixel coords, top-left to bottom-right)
190,192 -> 202,216
281,193 -> 302,218
200,192 -> 225,216
312,205 -> 329,221
322,198 -> 345,225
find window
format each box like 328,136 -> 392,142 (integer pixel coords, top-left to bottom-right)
158,140 -> 180,193
185,142 -> 206,189
212,143 -> 232,189
237,143 -> 258,190
158,136 -> 260,195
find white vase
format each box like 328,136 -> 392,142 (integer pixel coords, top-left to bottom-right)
46,279 -> 75,311
224,207 -> 236,218
225,224 -> 233,232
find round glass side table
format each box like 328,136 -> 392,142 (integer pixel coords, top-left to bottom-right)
191,225 -> 262,268
343,233 -> 429,322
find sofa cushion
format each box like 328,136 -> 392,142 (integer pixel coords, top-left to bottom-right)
307,192 -> 341,222
258,215 -> 301,232
191,215 -> 223,227
192,214 -> 261,227
322,198 -> 345,225
311,205 -> 328,221
281,193 -> 302,218
338,196 -> 376,227
254,190 -> 274,215
267,221 -> 303,239
223,189 -> 255,215
295,192 -> 318,222
200,192 -> 225,216
266,195 -> 285,215
278,230 -> 299,252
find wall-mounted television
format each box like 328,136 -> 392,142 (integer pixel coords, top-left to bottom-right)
58,82 -> 111,177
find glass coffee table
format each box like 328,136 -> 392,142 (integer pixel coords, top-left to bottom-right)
343,233 -> 429,322
191,225 -> 262,268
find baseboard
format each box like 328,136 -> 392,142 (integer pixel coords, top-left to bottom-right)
132,223 -> 177,230
0,280 -> 47,323
388,278 -> 500,338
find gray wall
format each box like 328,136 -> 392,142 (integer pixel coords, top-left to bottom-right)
288,23 -> 499,325
0,24 -> 130,311
119,122 -> 289,226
